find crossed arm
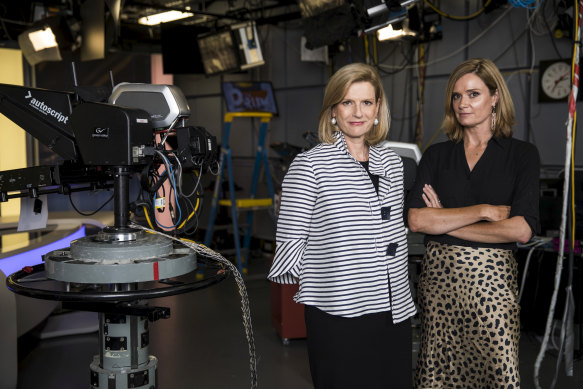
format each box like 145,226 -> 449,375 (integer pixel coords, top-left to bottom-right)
407,184 -> 533,244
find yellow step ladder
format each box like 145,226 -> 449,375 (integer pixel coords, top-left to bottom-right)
204,112 -> 275,274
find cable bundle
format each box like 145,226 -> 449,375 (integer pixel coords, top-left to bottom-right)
534,1 -> 581,387
509,0 -> 542,10
134,147 -> 217,236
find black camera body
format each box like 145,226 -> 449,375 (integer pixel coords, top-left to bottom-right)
71,102 -> 153,166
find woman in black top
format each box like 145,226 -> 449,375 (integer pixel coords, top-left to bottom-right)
407,58 -> 540,388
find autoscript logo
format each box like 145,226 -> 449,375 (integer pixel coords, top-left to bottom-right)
24,90 -> 69,124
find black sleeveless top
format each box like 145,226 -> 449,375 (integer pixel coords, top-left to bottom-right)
359,160 -> 379,194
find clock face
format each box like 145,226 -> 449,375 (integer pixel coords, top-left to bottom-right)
540,60 -> 571,102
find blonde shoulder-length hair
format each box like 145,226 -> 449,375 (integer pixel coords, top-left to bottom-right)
318,63 -> 390,146
442,58 -> 515,142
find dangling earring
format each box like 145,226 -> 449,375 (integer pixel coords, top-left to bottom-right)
331,117 -> 337,125
490,104 -> 496,131
374,118 -> 379,126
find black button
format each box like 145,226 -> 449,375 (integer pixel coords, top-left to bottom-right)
387,243 -> 398,256
381,206 -> 391,220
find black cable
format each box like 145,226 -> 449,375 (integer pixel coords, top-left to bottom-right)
541,2 -> 565,59
180,196 -> 201,235
377,42 -> 417,75
68,191 -> 114,216
145,167 -> 169,194
492,27 -> 529,62
174,190 -> 202,235
424,0 -> 492,22
378,41 -> 400,63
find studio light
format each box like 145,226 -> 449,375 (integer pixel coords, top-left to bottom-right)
28,27 -> 58,51
377,23 -> 416,41
367,0 -> 419,18
197,30 -> 240,76
300,1 -> 359,49
298,0 -> 344,18
18,26 -> 62,66
138,10 -> 194,25
363,0 -> 420,34
233,22 -> 264,71
363,11 -> 407,34
17,15 -> 80,66
196,21 -> 265,76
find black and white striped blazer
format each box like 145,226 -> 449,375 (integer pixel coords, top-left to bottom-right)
268,133 -> 416,322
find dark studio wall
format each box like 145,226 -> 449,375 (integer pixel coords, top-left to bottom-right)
169,2 -> 582,167
167,2 -> 582,238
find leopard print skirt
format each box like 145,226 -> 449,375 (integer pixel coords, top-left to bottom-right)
414,241 -> 520,389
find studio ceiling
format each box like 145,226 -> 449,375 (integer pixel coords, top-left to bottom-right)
0,0 -> 302,51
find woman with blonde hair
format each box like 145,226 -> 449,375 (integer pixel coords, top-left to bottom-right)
407,58 -> 540,388
269,62 -> 416,388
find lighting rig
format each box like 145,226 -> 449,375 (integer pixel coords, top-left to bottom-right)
299,0 -> 422,49
0,75 -> 258,389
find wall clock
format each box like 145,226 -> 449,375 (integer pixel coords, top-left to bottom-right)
538,59 -> 572,103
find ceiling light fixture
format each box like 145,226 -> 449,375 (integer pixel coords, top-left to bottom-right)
376,23 -> 416,41
17,15 -> 81,66
28,27 -> 58,51
367,0 -> 419,18
364,0 -> 420,35
364,12 -> 407,34
138,10 -> 194,26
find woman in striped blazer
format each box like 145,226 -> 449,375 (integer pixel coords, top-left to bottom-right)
268,63 -> 416,388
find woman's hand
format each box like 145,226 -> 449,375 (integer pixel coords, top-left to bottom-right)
421,184 -> 509,221
480,204 -> 510,222
409,184 -> 514,238
422,184 -> 443,208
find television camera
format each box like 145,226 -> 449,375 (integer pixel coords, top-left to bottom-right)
0,79 -> 231,389
0,81 -> 217,230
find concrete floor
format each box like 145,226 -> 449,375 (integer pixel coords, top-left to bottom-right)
15,254 -> 583,389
